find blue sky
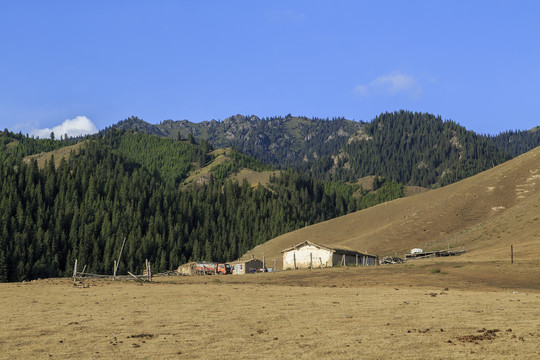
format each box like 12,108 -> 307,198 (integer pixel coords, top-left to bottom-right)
1,1 -> 539,137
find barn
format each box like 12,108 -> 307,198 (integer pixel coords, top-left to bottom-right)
282,241 -> 377,269
229,258 -> 263,275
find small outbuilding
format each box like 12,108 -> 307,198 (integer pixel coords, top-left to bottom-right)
282,241 -> 377,270
229,258 -> 264,275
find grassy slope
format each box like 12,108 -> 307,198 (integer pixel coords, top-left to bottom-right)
181,148 -> 232,186
243,146 -> 540,268
230,169 -> 279,187
23,142 -> 86,169
183,147 -> 277,187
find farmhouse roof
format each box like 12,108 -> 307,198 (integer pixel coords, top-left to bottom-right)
281,241 -> 374,257
229,258 -> 263,265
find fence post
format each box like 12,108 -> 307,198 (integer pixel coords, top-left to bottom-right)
511,245 -> 514,264
114,237 -> 126,278
73,259 -> 78,282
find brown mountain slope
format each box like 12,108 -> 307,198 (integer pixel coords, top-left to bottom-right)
243,146 -> 540,268
23,142 -> 86,169
182,147 -> 278,187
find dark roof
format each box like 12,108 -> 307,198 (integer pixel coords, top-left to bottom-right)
229,258 -> 263,265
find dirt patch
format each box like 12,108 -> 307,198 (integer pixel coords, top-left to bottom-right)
456,328 -> 501,343
127,333 -> 154,339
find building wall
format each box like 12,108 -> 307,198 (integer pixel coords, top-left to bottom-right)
364,255 -> 376,266
233,263 -> 245,275
232,259 -> 263,275
283,245 -> 333,269
245,259 -> 263,273
332,253 -> 377,266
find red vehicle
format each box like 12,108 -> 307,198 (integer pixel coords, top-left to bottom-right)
195,262 -> 231,275
217,263 -> 231,275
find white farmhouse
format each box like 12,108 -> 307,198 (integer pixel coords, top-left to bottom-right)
281,241 -> 377,270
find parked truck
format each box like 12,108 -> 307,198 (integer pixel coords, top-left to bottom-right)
216,263 -> 231,275
195,262 -> 231,275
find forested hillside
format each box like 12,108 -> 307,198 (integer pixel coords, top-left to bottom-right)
108,111 -> 532,188
0,130 -> 404,282
1,129 -> 71,166
108,114 -> 362,168
485,127 -> 540,157
313,111 -> 512,187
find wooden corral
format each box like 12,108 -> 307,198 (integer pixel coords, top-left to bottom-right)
405,249 -> 466,259
281,241 -> 377,270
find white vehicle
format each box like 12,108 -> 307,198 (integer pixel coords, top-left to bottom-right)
411,248 -> 424,255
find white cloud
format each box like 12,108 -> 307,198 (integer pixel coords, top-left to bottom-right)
32,116 -> 98,139
354,72 -> 422,98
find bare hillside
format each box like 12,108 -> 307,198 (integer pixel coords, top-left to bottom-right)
243,146 -> 540,268
23,142 -> 85,169
183,147 -> 277,187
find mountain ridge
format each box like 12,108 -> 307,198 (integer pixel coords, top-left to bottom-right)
106,111 -> 536,188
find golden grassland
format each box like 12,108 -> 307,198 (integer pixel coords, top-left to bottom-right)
1,258 -> 539,359
23,142 -> 86,169
242,147 -> 540,269
183,147 -> 278,188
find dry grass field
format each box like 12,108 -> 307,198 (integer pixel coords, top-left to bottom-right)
1,260 -> 539,359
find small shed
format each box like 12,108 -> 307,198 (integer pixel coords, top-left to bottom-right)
229,258 -> 263,275
281,241 -> 376,269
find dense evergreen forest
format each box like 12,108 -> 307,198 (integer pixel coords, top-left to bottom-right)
0,130 -> 404,282
485,128 -> 540,157
109,111 -> 536,188
109,114 -> 363,168
308,111 -> 512,187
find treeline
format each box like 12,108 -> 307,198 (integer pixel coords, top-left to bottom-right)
213,115 -> 361,168
485,128 -> 540,157
108,112 -> 529,189
302,111 -> 511,187
107,129 -> 212,186
0,133 -> 404,282
1,129 -> 72,167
